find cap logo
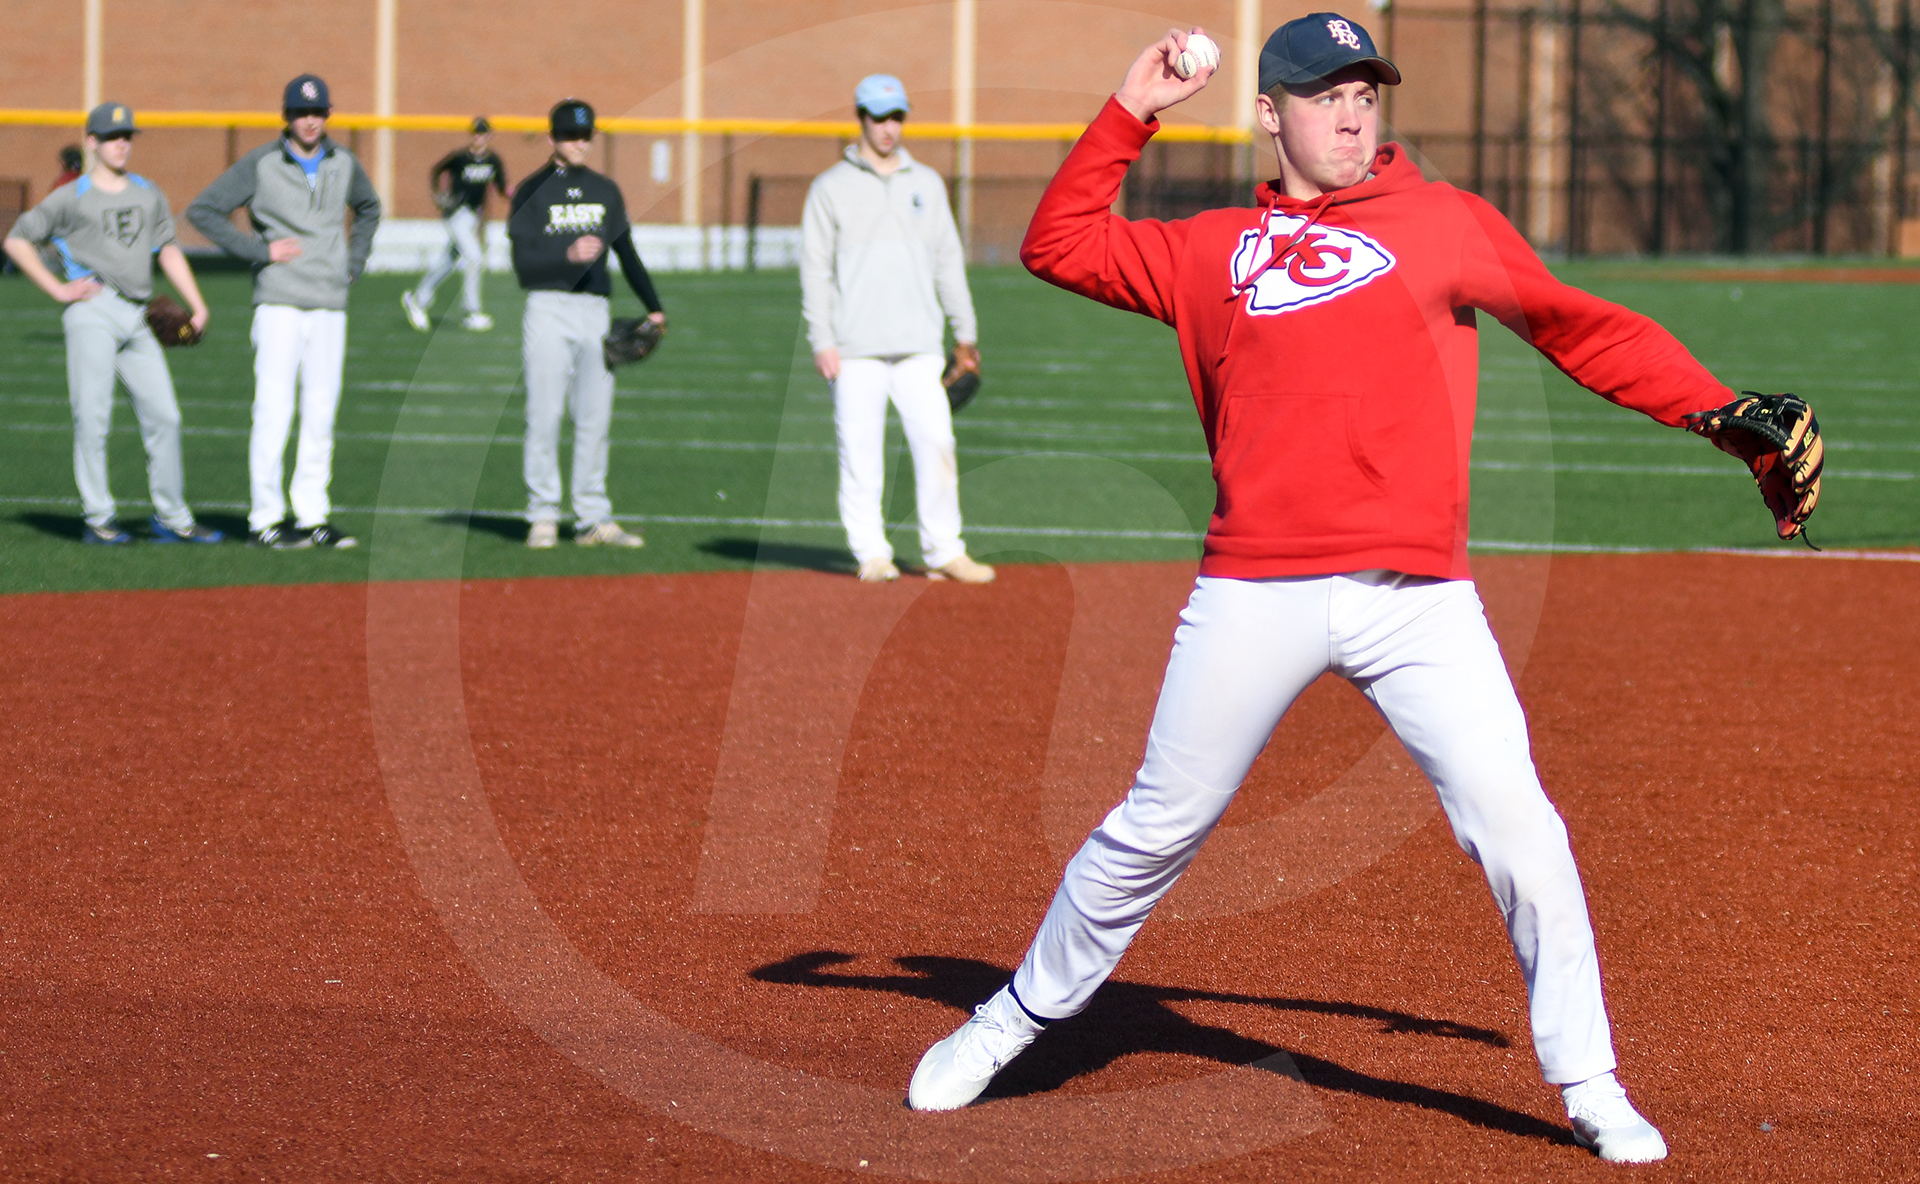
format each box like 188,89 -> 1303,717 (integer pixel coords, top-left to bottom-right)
575,109 -> 588,125
302,81 -> 319,100
1326,19 -> 1362,50
113,107 -> 126,121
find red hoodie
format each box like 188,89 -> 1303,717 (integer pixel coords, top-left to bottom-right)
1021,98 -> 1734,581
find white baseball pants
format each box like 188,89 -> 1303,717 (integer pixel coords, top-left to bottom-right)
414,207 -> 485,315
62,291 -> 194,531
521,290 -> 615,527
832,354 -> 967,569
1011,571 -> 1619,1085
249,304 -> 347,533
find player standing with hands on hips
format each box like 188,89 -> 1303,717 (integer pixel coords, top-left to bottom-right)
403,116 -> 509,333
908,15 -> 1819,1162
4,103 -> 220,545
188,74 -> 381,549
508,99 -> 664,550
802,74 -> 994,584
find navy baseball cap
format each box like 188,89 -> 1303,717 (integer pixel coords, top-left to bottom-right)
471,116 -> 492,134
854,74 -> 911,117
283,74 -> 332,113
85,102 -> 137,137
550,98 -> 595,139
1260,13 -> 1401,92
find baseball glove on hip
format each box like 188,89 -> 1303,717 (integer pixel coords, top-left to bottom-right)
944,342 -> 982,412
603,317 -> 666,369
146,295 -> 202,347
1685,392 -> 1824,542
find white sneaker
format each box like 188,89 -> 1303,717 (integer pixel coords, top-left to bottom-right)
401,290 -> 430,332
463,312 -> 493,331
928,554 -> 995,584
857,557 -> 900,583
1564,1073 -> 1668,1163
575,519 -> 644,548
526,520 -> 559,549
907,987 -> 1044,1111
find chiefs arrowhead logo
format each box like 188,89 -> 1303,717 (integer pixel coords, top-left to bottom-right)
1229,216 -> 1397,316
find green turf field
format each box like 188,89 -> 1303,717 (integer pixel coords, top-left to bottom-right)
1,262 -> 1914,595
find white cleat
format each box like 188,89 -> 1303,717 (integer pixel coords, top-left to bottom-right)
575,519 -> 645,548
857,557 -> 901,583
401,290 -> 430,332
907,987 -> 1044,1112
927,554 -> 995,584
463,311 -> 494,331
526,520 -> 559,549
1564,1073 -> 1669,1163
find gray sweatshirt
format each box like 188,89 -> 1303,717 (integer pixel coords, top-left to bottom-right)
186,135 -> 381,311
6,173 -> 176,300
801,145 -> 977,358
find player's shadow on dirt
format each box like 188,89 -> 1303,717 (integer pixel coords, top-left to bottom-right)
753,950 -> 1576,1148
698,536 -> 856,574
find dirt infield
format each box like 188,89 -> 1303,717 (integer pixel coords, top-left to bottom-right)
1,555 -> 1914,1181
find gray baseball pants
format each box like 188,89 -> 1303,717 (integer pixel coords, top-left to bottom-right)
522,290 -> 615,526
414,207 -> 485,315
61,290 -> 195,531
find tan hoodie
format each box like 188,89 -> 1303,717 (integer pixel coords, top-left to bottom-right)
801,144 -> 977,358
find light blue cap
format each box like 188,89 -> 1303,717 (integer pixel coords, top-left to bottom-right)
854,74 -> 910,117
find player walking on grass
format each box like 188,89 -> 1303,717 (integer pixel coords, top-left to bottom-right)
187,74 -> 380,550
508,99 -> 664,550
403,116 -> 509,333
802,74 -> 994,584
904,15 -> 1770,1163
4,103 -> 221,545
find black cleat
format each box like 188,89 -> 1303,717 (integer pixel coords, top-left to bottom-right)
277,522 -> 358,550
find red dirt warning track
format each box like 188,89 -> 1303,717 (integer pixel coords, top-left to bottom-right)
0,555 -> 1913,1181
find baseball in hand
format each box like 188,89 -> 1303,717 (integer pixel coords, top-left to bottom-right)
1173,32 -> 1221,80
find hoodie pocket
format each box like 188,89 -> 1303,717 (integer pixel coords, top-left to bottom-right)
1213,390 -> 1389,538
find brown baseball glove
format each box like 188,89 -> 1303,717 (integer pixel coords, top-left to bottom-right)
146,295 -> 202,347
1684,392 -> 1824,543
944,342 -> 981,412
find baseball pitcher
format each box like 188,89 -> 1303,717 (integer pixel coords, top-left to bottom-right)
905,14 -> 1816,1165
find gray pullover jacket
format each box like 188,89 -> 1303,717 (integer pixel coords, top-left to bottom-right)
801,145 -> 977,358
186,136 -> 381,310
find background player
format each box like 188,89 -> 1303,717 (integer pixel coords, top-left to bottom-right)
4,103 -> 220,545
801,74 -> 994,584
187,74 -> 381,550
403,116 -> 509,333
508,98 -> 664,550
904,16 -> 1739,1164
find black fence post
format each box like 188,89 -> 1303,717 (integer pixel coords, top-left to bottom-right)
1651,0 -> 1669,254
746,174 -> 762,271
1567,0 -> 1584,256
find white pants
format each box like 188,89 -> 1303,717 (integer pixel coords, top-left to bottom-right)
522,290 -> 615,526
414,207 -> 484,315
250,304 -> 347,532
62,291 -> 193,530
832,354 -> 966,569
1011,572 -> 1619,1084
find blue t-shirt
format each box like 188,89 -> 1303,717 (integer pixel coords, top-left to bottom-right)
289,143 -> 324,188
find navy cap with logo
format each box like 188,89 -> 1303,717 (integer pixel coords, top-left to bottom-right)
283,74 -> 332,113
85,102 -> 138,138
1259,13 -> 1402,92
471,116 -> 492,135
550,98 -> 595,139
